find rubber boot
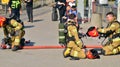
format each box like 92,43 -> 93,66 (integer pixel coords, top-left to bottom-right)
12,46 -> 19,51
63,48 -> 71,58
20,38 -> 25,46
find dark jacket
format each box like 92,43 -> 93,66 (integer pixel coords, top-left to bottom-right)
25,0 -> 33,7
56,0 -> 66,10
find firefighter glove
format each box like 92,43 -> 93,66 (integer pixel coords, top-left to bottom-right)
10,28 -> 15,36
2,37 -> 10,44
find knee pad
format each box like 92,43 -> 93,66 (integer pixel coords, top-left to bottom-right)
71,50 -> 86,59
101,49 -> 106,55
20,38 -> 25,46
113,48 -> 119,55
70,50 -> 79,58
63,48 -> 71,58
102,46 -> 114,55
69,51 -> 80,60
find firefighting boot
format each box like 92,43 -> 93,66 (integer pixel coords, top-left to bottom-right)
12,46 -> 19,51
101,49 -> 105,55
69,56 -> 80,60
20,38 -> 25,46
63,48 -> 71,58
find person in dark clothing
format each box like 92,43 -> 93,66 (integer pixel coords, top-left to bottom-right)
8,0 -> 22,20
57,0 -> 66,23
24,0 -> 33,23
55,0 -> 58,2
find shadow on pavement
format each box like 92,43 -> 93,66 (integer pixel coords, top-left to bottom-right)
25,41 -> 35,46
24,25 -> 35,28
33,19 -> 44,22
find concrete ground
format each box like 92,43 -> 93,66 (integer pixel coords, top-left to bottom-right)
0,49 -> 120,67
0,6 -> 120,67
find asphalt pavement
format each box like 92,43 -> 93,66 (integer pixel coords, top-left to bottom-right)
0,6 -> 120,67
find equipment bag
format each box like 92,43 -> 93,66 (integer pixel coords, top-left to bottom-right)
59,23 -> 66,45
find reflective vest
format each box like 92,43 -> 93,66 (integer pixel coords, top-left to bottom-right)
10,0 -> 21,9
64,22 -> 78,42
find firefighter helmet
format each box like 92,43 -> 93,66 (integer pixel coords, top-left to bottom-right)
86,26 -> 99,37
86,49 -> 100,59
0,44 -> 7,49
0,16 -> 6,27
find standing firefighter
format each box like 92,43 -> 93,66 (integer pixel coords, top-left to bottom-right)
98,12 -> 120,55
63,14 -> 86,60
0,16 -> 25,51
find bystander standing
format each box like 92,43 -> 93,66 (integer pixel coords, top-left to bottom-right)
24,0 -> 33,23
56,0 -> 66,23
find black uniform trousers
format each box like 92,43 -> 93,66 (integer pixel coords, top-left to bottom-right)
26,6 -> 33,22
10,9 -> 20,20
58,7 -> 66,23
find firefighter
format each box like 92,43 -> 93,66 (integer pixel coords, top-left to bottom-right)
0,16 -> 25,51
63,14 -> 86,60
98,12 -> 120,55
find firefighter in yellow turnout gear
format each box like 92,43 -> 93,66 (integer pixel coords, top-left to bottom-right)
63,14 -> 86,60
98,12 -> 120,55
0,16 -> 25,51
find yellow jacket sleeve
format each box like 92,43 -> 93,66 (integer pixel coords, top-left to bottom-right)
10,19 -> 22,31
98,22 -> 119,33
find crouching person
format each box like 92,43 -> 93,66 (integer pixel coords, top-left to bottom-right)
0,16 -> 25,51
98,12 -> 120,55
63,14 -> 86,60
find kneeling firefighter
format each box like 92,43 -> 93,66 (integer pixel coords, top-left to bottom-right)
97,12 -> 120,55
63,14 -> 86,60
0,16 -> 25,51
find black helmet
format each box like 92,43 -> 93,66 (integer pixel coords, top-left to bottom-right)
86,49 -> 100,59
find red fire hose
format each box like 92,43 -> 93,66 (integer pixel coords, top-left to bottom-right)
21,45 -> 103,49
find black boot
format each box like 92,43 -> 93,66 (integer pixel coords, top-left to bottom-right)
101,49 -> 106,56
12,46 -> 19,51
63,54 -> 71,58
70,56 -> 80,60
20,38 -> 25,46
